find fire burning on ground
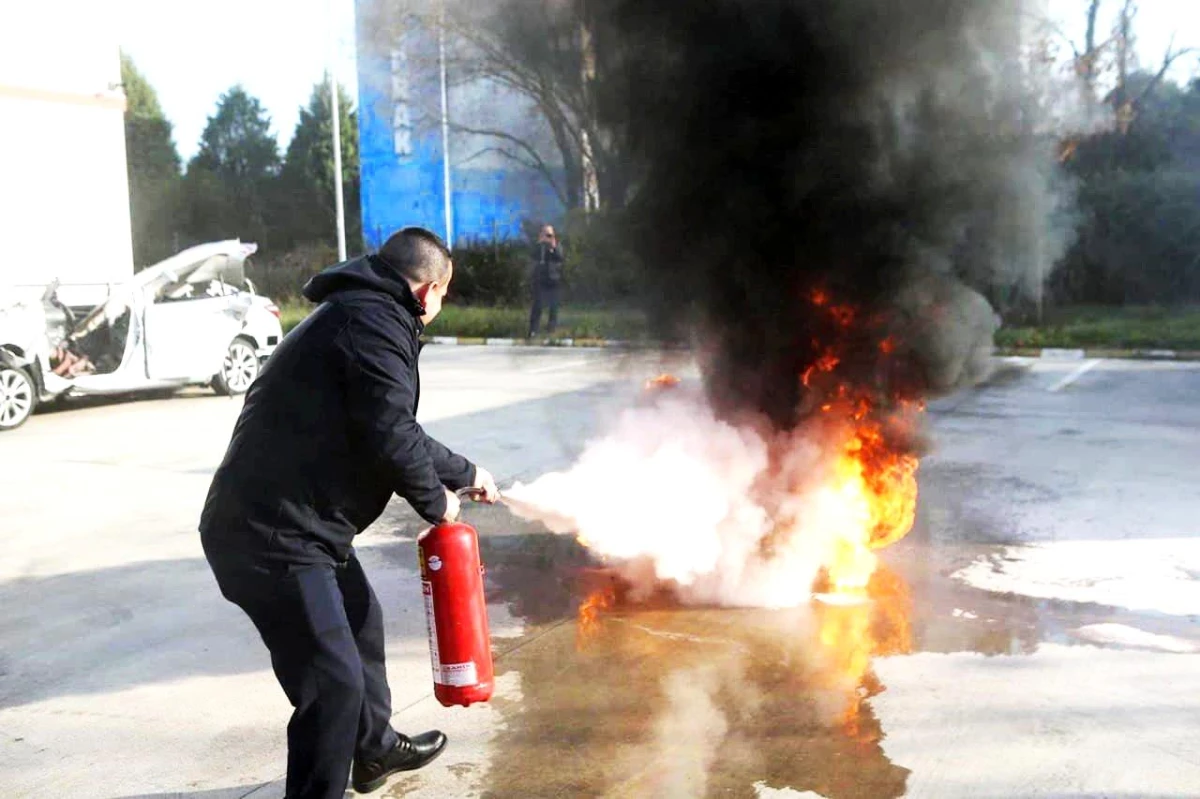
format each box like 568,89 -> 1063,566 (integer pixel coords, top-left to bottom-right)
643,373 -> 681,392
506,291 -> 925,609
500,0 -> 1075,612
807,415 -> 920,597
792,289 -> 923,597
502,0 -> 1076,745
508,287 -> 928,729
576,585 -> 616,650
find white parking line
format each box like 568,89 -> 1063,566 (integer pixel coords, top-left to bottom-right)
1048,358 -> 1103,392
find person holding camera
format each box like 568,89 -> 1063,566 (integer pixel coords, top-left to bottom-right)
528,224 -> 564,338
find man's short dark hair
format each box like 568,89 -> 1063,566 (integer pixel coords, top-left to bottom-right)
376,227 -> 452,284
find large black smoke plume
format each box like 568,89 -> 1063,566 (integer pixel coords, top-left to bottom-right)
429,0 -> 1084,606
597,0 -> 1073,429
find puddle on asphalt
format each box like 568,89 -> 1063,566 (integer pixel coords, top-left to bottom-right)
447,503 -> 1200,799
480,565 -> 910,796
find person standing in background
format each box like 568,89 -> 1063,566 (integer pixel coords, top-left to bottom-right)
528,224 -> 564,338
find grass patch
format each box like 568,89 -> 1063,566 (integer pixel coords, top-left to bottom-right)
997,306 -> 1200,350
281,300 -> 1200,351
279,302 -> 314,335
279,300 -> 648,341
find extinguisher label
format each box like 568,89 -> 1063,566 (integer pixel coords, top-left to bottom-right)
439,661 -> 479,687
422,581 -> 440,682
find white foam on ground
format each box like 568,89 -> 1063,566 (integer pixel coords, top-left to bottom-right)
873,644 -> 1200,795
953,538 -> 1200,616
1072,623 -> 1198,653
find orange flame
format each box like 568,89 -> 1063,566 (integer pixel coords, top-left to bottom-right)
811,393 -> 921,596
576,587 -> 615,650
821,604 -> 873,739
830,305 -> 856,329
818,568 -> 913,739
644,373 -> 681,391
792,289 -> 921,595
800,291 -> 922,596
791,290 -> 920,737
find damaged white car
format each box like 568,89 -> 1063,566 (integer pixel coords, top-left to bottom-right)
0,240 -> 282,431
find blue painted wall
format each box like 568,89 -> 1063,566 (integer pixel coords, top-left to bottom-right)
355,7 -> 565,250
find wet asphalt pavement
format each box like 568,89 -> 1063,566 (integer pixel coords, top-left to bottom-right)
2,350 -> 1199,797
370,355 -> 1200,798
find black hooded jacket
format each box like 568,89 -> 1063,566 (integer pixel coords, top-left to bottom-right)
199,255 -> 476,566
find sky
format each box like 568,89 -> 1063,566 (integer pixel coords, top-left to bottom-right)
1044,0 -> 1200,72
111,0 -> 1200,163
116,0 -> 359,161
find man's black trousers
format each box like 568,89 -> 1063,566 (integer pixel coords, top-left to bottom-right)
529,283 -> 560,335
205,548 -> 399,799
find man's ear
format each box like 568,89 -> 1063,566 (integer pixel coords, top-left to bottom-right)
411,282 -> 432,303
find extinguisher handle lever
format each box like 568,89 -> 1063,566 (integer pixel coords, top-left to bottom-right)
456,487 -> 490,502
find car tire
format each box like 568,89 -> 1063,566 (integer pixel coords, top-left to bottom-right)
213,337 -> 260,396
0,364 -> 37,431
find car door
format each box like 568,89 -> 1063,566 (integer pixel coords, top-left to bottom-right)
143,255 -> 251,381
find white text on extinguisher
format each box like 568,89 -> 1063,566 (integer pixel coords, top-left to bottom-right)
422,580 -> 440,683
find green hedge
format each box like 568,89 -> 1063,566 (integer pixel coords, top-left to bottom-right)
249,217 -> 643,311
279,300 -> 648,340
282,298 -> 1200,350
997,305 -> 1200,350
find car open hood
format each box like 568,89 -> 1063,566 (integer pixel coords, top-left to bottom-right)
69,241 -> 258,341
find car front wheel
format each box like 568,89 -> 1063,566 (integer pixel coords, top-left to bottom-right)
0,365 -> 37,431
214,337 -> 260,396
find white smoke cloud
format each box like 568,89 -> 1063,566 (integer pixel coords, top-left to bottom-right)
504,387 -> 876,608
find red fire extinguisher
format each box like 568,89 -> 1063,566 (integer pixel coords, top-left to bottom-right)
417,512 -> 494,707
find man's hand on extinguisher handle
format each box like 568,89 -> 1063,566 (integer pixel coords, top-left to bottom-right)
456,486 -> 500,503
441,488 -> 462,523
469,466 -> 500,503
442,466 -> 499,521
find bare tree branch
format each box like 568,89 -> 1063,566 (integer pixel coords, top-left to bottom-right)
1073,0 -> 1105,92
1133,42 -> 1198,109
1086,0 -> 1102,55
434,1 -> 616,209
447,122 -> 570,207
378,2 -> 625,211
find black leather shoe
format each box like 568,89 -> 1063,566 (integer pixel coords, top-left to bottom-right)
351,731 -> 448,794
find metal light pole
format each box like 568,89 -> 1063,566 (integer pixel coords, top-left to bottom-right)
438,0 -> 454,248
329,0 -> 347,260
331,74 -> 348,261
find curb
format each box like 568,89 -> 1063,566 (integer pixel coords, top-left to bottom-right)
423,337 -> 1200,361
996,347 -> 1200,361
425,336 -> 647,349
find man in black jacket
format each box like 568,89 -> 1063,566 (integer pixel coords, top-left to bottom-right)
200,227 -> 498,799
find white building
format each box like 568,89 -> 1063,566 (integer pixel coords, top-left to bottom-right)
0,5 -> 134,305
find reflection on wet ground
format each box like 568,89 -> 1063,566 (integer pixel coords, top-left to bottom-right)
480,567 -> 909,797
429,503 -> 1200,799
